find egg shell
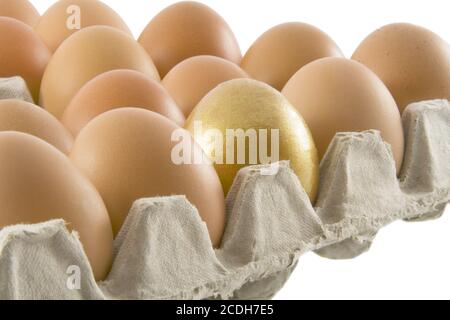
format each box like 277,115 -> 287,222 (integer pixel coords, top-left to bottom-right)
241,22 -> 343,90
0,99 -> 73,154
138,1 -> 242,77
0,0 -> 39,27
0,132 -> 113,281
162,55 -> 249,118
70,108 -> 226,247
282,57 -> 405,173
0,17 -> 51,102
35,0 -> 131,52
62,69 -> 185,137
352,23 -> 450,113
185,78 -> 319,202
40,26 -> 160,119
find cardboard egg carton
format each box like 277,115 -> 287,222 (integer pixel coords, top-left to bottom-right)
0,77 -> 34,103
0,77 -> 449,300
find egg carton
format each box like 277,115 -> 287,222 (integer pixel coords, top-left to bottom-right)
0,77 -> 33,103
0,77 -> 449,300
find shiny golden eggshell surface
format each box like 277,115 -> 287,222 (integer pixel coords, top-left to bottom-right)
35,0 -> 132,52
62,69 -> 185,137
0,17 -> 51,102
185,78 -> 319,202
0,0 -> 39,27
282,57 -> 405,173
40,26 -> 160,119
0,99 -> 73,154
241,22 -> 343,90
162,55 -> 249,118
70,108 -> 226,248
0,132 -> 113,281
138,1 -> 242,77
352,23 -> 450,113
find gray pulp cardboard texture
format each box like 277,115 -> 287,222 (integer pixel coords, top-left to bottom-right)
0,77 -> 34,103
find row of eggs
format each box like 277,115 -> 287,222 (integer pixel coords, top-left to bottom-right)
0,0 -> 449,282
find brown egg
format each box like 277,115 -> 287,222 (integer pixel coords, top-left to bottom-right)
0,132 -> 113,281
40,26 -> 160,119
352,23 -> 450,113
0,17 -> 51,102
241,22 -> 343,90
282,57 -> 404,173
70,108 -> 226,247
62,70 -> 185,137
0,0 -> 39,27
0,99 -> 73,154
138,1 -> 242,78
35,0 -> 131,52
162,56 -> 249,118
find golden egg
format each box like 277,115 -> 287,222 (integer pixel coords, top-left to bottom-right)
138,1 -> 242,77
40,26 -> 160,119
282,57 -> 404,173
162,55 -> 249,118
0,0 -> 39,27
352,23 -> 450,113
241,22 -> 343,90
0,132 -> 113,281
70,108 -> 226,247
0,17 -> 51,102
35,0 -> 131,52
62,69 -> 185,137
185,78 -> 319,201
0,99 -> 73,154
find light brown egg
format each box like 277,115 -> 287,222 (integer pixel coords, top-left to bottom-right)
70,108 -> 226,247
0,0 -> 39,27
0,17 -> 51,102
35,0 -> 131,52
0,99 -> 73,154
62,70 -> 184,137
0,132 -> 113,281
352,23 -> 450,113
241,22 -> 343,90
40,26 -> 160,119
185,78 -> 319,201
282,57 -> 405,173
162,56 -> 249,118
138,1 -> 242,78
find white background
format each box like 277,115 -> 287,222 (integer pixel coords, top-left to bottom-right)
32,0 -> 450,300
